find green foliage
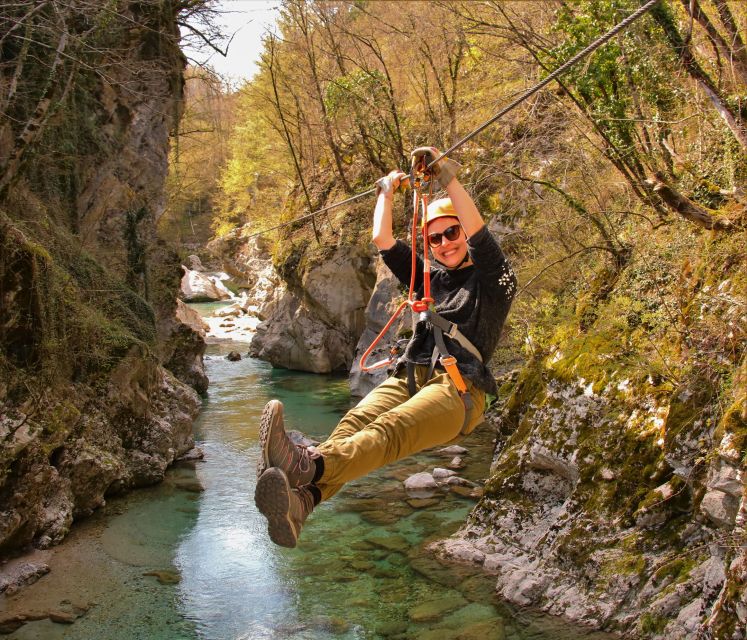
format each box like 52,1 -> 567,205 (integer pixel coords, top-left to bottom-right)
324,69 -> 387,117
212,83 -> 294,238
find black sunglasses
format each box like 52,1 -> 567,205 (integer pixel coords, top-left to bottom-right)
427,224 -> 462,247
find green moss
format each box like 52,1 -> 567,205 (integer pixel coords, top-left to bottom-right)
713,392 -> 747,460
1,210 -> 156,390
640,612 -> 669,635
503,358 -> 545,421
600,551 -> 647,580
652,556 -> 697,584
636,475 -> 689,514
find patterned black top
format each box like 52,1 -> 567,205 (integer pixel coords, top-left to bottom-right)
379,225 -> 517,395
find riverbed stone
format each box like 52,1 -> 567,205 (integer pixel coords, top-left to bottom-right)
48,609 -> 77,624
0,560 -> 50,595
366,534 -> 410,552
408,595 -> 468,622
360,510 -> 401,526
349,540 -> 375,551
143,570 -> 181,585
438,445 -> 468,456
433,467 -> 457,480
174,479 -> 204,493
310,615 -> 350,634
350,560 -> 375,572
375,619 -> 408,637
404,472 -> 439,498
456,620 -> 506,640
447,456 -> 465,470
406,497 -> 442,509
226,351 -> 242,361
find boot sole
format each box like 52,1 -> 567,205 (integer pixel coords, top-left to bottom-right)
254,468 -> 298,548
256,400 -> 282,480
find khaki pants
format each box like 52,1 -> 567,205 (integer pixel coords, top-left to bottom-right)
314,365 -> 485,501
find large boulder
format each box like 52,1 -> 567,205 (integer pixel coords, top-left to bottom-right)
249,246 -> 375,373
180,266 -> 232,302
175,299 -> 209,338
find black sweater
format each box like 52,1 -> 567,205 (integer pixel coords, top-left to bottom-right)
380,225 -> 517,395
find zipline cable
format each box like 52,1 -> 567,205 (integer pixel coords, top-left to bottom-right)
246,0 -> 660,240
429,0 -> 660,168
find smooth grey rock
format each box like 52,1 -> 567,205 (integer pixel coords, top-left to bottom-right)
433,467 -> 457,479
438,445 -> 468,456
250,246 -> 375,374
700,490 -> 739,527
404,472 -> 439,498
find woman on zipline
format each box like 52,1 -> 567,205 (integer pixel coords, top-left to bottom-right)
254,147 -> 517,548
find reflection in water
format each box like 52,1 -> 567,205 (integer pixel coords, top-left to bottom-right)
4,342 -> 616,640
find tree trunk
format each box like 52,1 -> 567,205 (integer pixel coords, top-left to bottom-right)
265,35 -> 320,243
289,1 -> 352,193
652,3 -> 747,150
645,174 -> 732,230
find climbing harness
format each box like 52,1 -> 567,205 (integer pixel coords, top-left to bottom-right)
359,151 -> 482,430
245,0 -> 660,241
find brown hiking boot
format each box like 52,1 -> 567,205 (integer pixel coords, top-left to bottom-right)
254,467 -> 315,548
257,400 -> 319,487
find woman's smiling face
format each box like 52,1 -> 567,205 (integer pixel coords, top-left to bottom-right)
427,216 -> 468,269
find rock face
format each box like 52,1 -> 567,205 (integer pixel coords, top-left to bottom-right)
429,229 -> 747,639
432,363 -> 746,637
246,244 -> 376,373
0,3 -> 203,556
349,257 -> 412,397
210,227 -> 380,375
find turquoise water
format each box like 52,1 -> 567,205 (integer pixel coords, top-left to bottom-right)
3,342 -> 616,639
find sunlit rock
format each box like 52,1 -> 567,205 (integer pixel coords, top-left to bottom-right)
180,266 -> 231,302
700,490 -> 739,528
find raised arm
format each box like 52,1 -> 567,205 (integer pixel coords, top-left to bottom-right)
445,177 -> 485,239
372,170 -> 406,250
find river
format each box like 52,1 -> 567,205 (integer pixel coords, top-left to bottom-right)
2,333 -> 617,639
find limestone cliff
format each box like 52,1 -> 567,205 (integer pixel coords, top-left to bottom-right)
210,225 -> 377,374
0,2 -> 204,555
431,224 -> 746,639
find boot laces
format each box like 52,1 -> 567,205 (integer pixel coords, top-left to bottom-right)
294,485 -> 315,519
294,444 -> 320,474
